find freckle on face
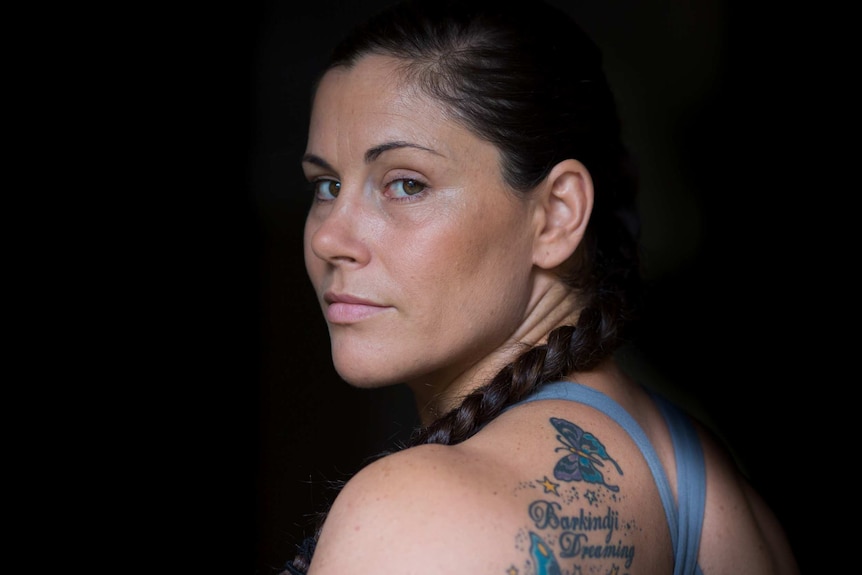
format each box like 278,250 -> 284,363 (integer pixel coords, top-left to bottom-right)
303,55 -> 537,390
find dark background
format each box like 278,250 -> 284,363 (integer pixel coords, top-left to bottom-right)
137,1 -> 831,573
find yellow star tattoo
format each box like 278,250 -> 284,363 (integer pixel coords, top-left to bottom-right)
539,475 -> 560,495
506,565 -> 519,575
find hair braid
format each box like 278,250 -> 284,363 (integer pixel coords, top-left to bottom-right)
411,295 -> 622,448
282,1 -> 644,572
282,300 -> 626,574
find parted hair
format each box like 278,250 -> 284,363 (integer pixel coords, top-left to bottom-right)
285,1 -> 643,572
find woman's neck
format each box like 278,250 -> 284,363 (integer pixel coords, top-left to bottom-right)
409,278 -> 582,426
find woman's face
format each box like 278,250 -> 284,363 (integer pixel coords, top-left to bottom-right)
303,55 -> 540,391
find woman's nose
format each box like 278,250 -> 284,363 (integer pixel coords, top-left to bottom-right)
306,192 -> 371,267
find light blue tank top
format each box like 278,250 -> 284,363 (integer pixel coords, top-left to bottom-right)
510,381 -> 706,575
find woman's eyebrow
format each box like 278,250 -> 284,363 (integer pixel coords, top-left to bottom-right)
301,153 -> 333,171
364,141 -> 443,163
302,141 -> 444,170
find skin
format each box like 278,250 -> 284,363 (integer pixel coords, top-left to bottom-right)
301,54 -> 800,574
303,55 -> 589,422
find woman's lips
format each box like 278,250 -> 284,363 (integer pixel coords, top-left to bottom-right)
324,293 -> 392,324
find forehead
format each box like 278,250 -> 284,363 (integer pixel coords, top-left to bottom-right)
308,55 -> 459,150
314,54 -> 439,115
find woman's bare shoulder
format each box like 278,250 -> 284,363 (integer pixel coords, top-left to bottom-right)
309,399 -> 677,574
695,423 -> 800,575
308,443 -> 524,574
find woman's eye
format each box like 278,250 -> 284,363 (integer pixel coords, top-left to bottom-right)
388,179 -> 427,198
312,179 -> 341,200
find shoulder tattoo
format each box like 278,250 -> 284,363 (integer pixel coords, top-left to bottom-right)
507,417 -> 637,575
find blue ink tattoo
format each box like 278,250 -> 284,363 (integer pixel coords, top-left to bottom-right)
550,417 -> 623,492
529,532 -> 562,575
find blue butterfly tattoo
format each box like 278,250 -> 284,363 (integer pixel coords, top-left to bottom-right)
550,417 -> 623,492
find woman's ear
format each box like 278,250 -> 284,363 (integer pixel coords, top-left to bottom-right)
531,159 -> 594,269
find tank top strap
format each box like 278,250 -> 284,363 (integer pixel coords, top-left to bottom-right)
650,391 -> 706,575
507,381 -> 704,575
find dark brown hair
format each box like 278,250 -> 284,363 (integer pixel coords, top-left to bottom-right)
285,1 -> 642,571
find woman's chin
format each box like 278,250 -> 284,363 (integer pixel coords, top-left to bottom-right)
333,363 -> 404,389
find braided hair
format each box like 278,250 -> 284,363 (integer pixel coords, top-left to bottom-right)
284,1 -> 643,571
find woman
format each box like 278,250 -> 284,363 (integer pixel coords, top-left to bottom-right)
284,0 -> 799,573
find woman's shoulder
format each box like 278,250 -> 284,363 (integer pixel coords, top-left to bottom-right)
308,442 -> 526,574
309,396 -> 676,574
693,420 -> 801,574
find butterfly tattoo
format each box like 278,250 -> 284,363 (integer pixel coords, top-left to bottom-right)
549,417 -> 623,492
